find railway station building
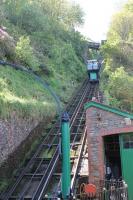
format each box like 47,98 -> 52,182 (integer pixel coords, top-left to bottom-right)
85,101 -> 133,200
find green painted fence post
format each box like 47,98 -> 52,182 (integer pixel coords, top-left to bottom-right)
61,112 -> 71,199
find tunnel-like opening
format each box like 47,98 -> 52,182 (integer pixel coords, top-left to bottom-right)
103,134 -> 122,180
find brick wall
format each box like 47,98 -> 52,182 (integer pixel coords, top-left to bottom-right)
86,107 -> 133,184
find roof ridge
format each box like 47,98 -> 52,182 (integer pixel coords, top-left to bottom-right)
84,101 -> 133,119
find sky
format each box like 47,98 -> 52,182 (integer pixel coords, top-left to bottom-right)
72,0 -> 128,42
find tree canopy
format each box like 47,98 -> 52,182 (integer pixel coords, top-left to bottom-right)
0,0 -> 88,119
101,0 -> 133,112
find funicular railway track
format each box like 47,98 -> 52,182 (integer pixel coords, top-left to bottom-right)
1,79 -> 99,200
43,84 -> 99,199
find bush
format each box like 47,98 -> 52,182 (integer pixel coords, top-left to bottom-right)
15,36 -> 39,70
102,67 -> 133,111
0,28 -> 15,60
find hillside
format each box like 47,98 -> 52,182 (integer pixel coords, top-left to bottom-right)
101,0 -> 133,112
0,0 -> 88,120
0,1 -> 92,192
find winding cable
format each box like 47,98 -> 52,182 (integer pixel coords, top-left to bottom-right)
0,60 -> 62,153
0,60 -> 62,118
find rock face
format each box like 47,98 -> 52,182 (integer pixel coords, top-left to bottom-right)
86,105 -> 133,184
0,116 -> 39,166
0,114 -> 51,178
0,27 -> 15,59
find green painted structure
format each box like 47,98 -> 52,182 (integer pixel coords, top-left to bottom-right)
90,72 -> 97,80
61,112 -> 71,199
120,133 -> 133,200
85,101 -> 133,199
84,101 -> 133,119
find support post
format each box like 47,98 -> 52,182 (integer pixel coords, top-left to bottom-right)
61,112 -> 71,199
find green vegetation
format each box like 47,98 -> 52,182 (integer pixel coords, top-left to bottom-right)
101,0 -> 133,112
39,146 -> 56,159
0,0 -> 92,193
0,135 -> 42,192
0,0 -> 88,119
0,66 -> 56,119
0,180 -> 9,193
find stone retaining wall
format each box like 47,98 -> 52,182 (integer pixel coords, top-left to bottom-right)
0,114 -> 53,178
0,117 -> 39,166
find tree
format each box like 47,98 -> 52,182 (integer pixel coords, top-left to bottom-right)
37,0 -> 84,28
108,67 -> 133,111
101,0 -> 133,112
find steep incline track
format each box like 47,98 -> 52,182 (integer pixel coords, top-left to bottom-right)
1,80 -> 99,200
42,82 -> 98,199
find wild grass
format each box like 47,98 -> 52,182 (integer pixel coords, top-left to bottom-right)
0,65 -> 56,119
0,65 -> 85,119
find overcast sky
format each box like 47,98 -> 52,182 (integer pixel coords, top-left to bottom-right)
72,0 -> 127,42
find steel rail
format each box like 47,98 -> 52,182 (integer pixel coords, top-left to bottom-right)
70,129 -> 87,191
6,82 -> 98,200
29,82 -> 91,199
32,82 -> 93,199
41,84 -> 98,199
2,80 -> 90,200
21,80 -> 90,199
51,118 -> 87,200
